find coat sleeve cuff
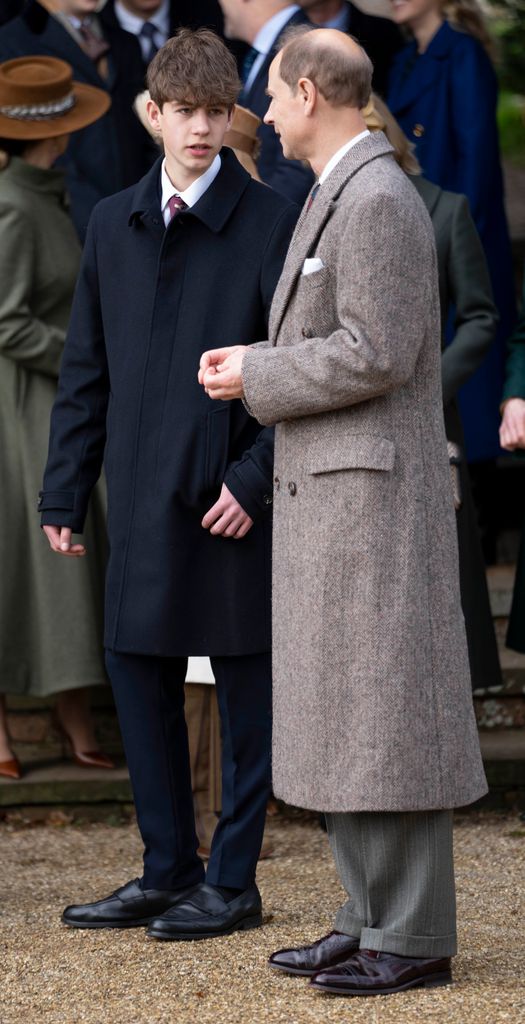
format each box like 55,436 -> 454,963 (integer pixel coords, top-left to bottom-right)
38,491 -> 86,532
224,459 -> 273,521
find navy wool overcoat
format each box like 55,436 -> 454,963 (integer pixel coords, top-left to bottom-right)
40,151 -> 297,657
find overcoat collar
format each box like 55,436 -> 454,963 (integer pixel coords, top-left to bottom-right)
23,2 -> 108,88
269,131 -> 395,343
128,147 -> 252,234
388,20 -> 456,118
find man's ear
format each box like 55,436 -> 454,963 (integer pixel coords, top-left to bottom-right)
146,97 -> 163,135
297,77 -> 316,116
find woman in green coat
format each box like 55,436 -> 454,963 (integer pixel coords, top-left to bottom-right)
365,94 -> 502,693
500,277 -> 525,652
0,55 -> 113,777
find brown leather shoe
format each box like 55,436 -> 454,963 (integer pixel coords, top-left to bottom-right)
0,758 -> 22,780
269,931 -> 360,976
310,949 -> 453,996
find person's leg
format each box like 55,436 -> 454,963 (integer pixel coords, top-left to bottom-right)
0,694 -> 15,762
206,652 -> 272,890
326,810 -> 457,957
106,651 -> 205,892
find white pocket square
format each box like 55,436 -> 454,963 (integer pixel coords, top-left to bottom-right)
301,257 -> 325,276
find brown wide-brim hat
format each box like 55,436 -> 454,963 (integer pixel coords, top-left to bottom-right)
0,55 -> 110,140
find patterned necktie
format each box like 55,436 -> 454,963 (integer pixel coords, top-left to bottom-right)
140,22 -> 158,65
79,22 -> 110,63
241,46 -> 260,86
167,194 -> 188,222
306,182 -> 320,211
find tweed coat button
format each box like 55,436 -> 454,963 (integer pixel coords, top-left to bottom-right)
301,327 -> 308,337
288,481 -> 297,496
274,476 -> 280,491
412,123 -> 425,138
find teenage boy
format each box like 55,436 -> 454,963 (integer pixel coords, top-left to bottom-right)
40,28 -> 297,941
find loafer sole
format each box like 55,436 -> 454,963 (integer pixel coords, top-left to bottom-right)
311,969 -> 453,996
147,911 -> 263,941
62,914 -> 156,929
269,962 -> 318,977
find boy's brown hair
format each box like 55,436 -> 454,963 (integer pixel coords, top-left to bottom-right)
147,28 -> 240,110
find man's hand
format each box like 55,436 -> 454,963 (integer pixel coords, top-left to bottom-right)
500,397 -> 525,450
42,525 -> 86,557
199,346 -> 247,401
202,483 -> 253,539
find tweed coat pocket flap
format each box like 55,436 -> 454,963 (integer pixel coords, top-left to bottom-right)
307,435 -> 395,475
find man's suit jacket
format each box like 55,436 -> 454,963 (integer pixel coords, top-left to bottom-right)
0,1 -> 154,240
241,131 -> 487,813
239,9 -> 315,205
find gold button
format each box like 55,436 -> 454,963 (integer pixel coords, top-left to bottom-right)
413,123 -> 425,138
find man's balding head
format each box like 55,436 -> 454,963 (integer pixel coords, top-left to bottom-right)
278,28 -> 372,110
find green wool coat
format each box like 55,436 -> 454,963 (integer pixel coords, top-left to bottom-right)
0,157 -> 107,696
502,274 -> 525,653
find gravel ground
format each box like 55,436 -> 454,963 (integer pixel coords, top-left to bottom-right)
0,812 -> 524,1024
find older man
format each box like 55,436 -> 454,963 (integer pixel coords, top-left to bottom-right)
200,28 -> 487,997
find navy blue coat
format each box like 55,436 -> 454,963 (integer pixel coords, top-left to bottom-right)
388,20 -> 516,461
0,2 -> 154,242
40,150 -> 297,657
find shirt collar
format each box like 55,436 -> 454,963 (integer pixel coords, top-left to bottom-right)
319,130 -> 370,185
321,6 -> 351,31
161,154 -> 222,213
114,0 -> 169,35
252,5 -> 300,55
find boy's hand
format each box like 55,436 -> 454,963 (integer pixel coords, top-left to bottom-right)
202,484 -> 253,539
199,346 -> 247,400
42,525 -> 86,557
500,397 -> 525,450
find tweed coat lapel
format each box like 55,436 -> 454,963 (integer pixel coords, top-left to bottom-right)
269,132 -> 395,344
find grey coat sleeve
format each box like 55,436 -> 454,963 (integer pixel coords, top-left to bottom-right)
441,195 -> 499,405
241,191 -> 432,426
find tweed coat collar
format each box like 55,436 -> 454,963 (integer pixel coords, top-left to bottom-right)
269,130 -> 395,343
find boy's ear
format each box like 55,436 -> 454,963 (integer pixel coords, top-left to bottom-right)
146,97 -> 163,136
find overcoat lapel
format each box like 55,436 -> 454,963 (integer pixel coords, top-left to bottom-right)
388,22 -> 454,118
269,132 -> 395,344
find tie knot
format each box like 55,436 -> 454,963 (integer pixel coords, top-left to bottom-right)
167,194 -> 188,221
140,21 -> 156,40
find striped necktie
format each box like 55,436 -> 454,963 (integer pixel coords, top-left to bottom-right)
140,22 -> 158,64
242,46 -> 260,85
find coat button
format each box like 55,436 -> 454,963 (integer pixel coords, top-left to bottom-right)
263,494 -> 273,505
274,476 -> 280,491
37,496 -> 43,509
301,327 -> 308,338
412,123 -> 425,137
288,481 -> 297,496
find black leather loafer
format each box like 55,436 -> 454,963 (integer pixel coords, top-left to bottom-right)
269,931 -> 360,976
310,949 -> 453,996
147,882 -> 263,940
62,878 -> 196,929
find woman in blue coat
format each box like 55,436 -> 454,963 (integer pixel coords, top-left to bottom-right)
386,0 -> 516,465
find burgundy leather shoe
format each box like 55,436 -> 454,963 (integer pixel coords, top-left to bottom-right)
310,949 -> 453,996
269,931 -> 360,976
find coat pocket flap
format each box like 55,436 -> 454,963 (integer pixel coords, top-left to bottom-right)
308,435 -> 395,474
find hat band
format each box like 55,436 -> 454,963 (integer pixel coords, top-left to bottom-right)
0,91 -> 76,122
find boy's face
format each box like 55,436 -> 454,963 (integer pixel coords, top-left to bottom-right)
147,99 -> 233,186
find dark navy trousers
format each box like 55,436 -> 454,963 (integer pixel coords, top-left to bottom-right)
105,650 -> 272,891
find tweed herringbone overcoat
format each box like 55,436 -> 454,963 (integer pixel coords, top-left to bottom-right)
242,132 -> 488,812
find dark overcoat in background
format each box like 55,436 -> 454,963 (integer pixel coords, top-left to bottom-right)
413,176 -> 502,692
502,274 -> 525,654
388,20 -> 516,462
239,9 -> 315,205
0,1 -> 153,241
40,150 -> 297,656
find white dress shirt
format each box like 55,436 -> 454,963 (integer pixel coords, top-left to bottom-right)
319,130 -> 370,185
114,0 -> 170,60
160,154 -> 222,227
244,5 -> 300,94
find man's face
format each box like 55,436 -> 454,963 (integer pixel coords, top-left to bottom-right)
117,0 -> 165,17
264,56 -> 306,162
57,0 -> 99,18
148,99 -> 233,184
217,0 -> 245,40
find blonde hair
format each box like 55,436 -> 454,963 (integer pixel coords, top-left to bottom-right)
362,94 -> 422,176
443,0 -> 495,60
